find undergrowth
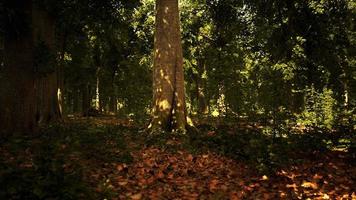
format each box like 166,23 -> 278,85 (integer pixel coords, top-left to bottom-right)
0,123 -> 133,200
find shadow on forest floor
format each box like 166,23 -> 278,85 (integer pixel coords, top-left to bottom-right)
0,117 -> 355,199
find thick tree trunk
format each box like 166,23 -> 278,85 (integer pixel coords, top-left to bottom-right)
0,1 -> 62,134
33,5 -> 61,124
0,0 -> 37,136
151,0 -> 186,132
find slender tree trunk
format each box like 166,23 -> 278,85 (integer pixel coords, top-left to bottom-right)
82,83 -> 91,116
0,0 -> 37,135
57,32 -> 67,117
196,59 -> 208,115
73,88 -> 80,113
110,95 -> 117,113
95,68 -> 100,110
109,73 -> 117,113
151,0 -> 186,132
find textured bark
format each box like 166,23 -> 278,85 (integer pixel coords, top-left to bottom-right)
0,1 -> 62,136
33,5 -> 61,124
151,0 -> 186,132
0,0 -> 37,135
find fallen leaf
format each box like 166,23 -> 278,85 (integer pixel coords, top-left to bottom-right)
313,174 -> 323,180
187,154 -> 193,162
209,179 -> 219,191
301,181 -> 318,190
118,181 -> 128,186
131,193 -> 142,200
156,171 -> 164,179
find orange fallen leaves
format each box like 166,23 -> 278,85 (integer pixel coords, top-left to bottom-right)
83,140 -> 354,199
130,193 -> 142,200
301,181 -> 318,190
209,179 -> 219,191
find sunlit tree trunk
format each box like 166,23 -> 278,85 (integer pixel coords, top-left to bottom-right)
0,0 -> 37,135
95,68 -> 100,110
340,66 -> 350,110
151,0 -> 186,132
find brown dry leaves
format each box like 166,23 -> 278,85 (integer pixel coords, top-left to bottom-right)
87,147 -> 355,200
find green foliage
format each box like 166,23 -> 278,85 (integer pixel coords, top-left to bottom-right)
297,86 -> 337,129
48,0 -> 355,127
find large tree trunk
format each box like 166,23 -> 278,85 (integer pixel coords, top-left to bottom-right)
0,1 -> 61,136
33,4 -> 61,124
0,0 -> 37,135
151,0 -> 186,132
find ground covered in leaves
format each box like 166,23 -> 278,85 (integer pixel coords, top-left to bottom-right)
0,117 -> 355,199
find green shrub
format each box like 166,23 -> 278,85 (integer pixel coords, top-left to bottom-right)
297,86 -> 336,129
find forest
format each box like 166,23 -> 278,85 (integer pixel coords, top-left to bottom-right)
0,0 -> 355,199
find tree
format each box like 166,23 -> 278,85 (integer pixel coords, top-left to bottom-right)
33,3 -> 62,124
151,0 -> 187,132
0,0 -> 37,135
0,0 -> 61,136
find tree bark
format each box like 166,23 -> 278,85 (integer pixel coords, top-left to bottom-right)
33,4 -> 61,124
151,0 -> 187,132
0,0 -> 37,136
0,1 -> 62,135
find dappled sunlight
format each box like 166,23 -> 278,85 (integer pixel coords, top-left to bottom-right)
157,99 -> 171,111
1,0 -> 355,199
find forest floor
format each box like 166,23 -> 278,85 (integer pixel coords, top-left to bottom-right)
0,117 -> 355,199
